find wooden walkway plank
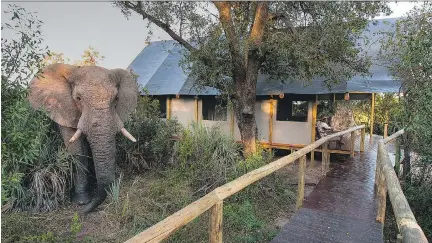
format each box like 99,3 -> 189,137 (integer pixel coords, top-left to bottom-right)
271,135 -> 384,243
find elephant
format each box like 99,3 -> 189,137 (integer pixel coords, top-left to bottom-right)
28,63 -> 138,213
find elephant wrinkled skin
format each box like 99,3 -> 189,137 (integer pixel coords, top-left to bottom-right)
28,64 -> 138,213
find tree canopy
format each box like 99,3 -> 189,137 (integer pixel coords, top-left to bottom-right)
43,46 -> 105,67
115,1 -> 391,154
381,3 -> 432,167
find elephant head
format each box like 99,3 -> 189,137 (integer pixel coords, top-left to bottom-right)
28,63 -> 138,213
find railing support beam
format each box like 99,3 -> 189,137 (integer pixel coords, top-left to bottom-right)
322,142 -> 329,177
209,200 -> 223,243
296,155 -> 306,209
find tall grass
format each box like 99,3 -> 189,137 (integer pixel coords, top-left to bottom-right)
1,99 -> 77,212
173,123 -> 241,194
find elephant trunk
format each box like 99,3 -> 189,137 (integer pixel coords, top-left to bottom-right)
80,109 -> 118,213
83,137 -> 116,213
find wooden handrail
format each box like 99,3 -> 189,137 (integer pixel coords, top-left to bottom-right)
376,130 -> 428,243
125,125 -> 365,243
382,128 -> 404,144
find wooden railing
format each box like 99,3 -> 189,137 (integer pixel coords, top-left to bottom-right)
125,125 -> 366,243
375,129 -> 428,243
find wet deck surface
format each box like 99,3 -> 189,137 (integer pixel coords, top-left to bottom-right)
271,136 -> 383,243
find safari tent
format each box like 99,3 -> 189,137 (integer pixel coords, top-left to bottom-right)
127,18 -> 402,151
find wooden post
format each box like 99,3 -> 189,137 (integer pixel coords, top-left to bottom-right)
194,97 -> 199,124
384,123 -> 388,139
310,96 -> 318,167
322,142 -> 329,177
370,93 -> 375,138
360,126 -> 365,152
167,97 -> 171,120
375,149 -> 381,191
269,99 -> 274,146
350,131 -> 355,157
209,201 -> 223,243
296,155 -> 306,209
333,93 -> 336,103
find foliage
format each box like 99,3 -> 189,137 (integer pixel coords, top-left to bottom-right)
73,46 -> 105,66
117,91 -> 180,170
380,3 -> 432,157
172,123 -> 241,194
41,51 -> 71,66
1,4 -> 48,116
115,1 -> 391,154
403,176 -> 432,240
115,1 -> 390,92
42,46 -> 104,67
1,4 -> 78,212
351,93 -> 404,135
380,3 -> 432,239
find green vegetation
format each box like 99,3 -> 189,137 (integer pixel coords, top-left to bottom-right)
351,93 -> 403,136
1,4 -> 76,212
380,3 -> 432,241
117,90 -> 180,170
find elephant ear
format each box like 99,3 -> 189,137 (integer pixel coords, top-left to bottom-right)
28,64 -> 81,128
110,69 -> 139,122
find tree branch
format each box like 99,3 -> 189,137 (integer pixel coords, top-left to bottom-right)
213,1 -> 244,68
249,2 -> 269,49
126,1 -> 196,52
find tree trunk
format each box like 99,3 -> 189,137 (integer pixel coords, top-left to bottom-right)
233,75 -> 257,156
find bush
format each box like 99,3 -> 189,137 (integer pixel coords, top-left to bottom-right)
404,178 -> 432,240
1,5 -> 77,212
117,92 -> 180,171
172,123 -> 241,194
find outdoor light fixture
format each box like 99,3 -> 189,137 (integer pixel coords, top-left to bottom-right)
344,92 -> 350,100
279,93 -> 284,99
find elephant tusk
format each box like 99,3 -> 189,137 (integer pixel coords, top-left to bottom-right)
69,129 -> 82,143
121,128 -> 137,142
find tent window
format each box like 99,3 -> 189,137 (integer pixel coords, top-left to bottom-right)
276,99 -> 308,122
202,97 -> 227,121
156,97 -> 167,118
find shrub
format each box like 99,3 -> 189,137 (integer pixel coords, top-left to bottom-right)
1,99 -> 76,212
1,5 -> 76,212
117,92 -> 180,171
172,123 -> 241,194
403,177 -> 432,240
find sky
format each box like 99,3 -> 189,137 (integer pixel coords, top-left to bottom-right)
1,1 -> 424,69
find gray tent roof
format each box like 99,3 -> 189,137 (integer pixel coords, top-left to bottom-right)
128,18 -> 402,96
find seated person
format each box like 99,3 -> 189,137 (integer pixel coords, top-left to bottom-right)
316,117 -> 345,147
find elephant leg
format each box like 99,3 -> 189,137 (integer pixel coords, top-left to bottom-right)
59,125 -> 92,205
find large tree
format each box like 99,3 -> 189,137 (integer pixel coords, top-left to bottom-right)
115,1 -> 390,155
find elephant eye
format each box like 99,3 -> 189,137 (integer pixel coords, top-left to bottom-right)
76,96 -> 81,101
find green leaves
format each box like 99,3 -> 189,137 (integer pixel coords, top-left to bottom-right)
1,4 -> 76,212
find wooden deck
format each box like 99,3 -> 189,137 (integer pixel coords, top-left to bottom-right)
271,135 -> 384,243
